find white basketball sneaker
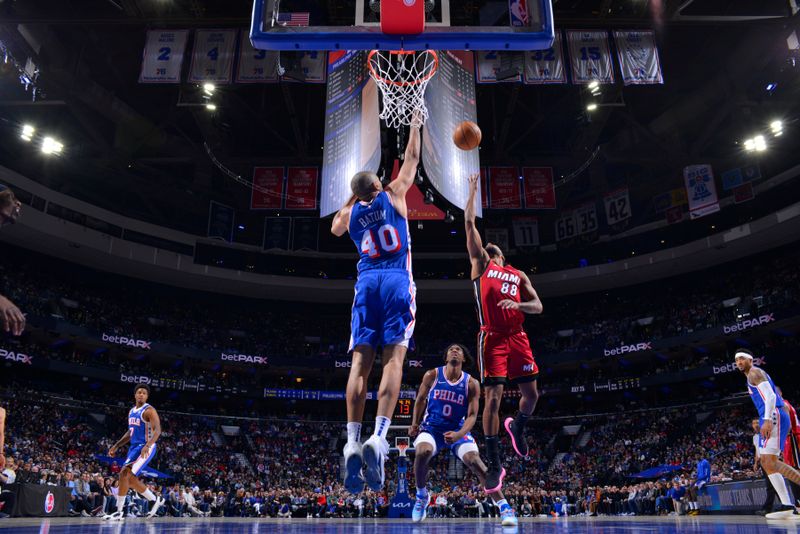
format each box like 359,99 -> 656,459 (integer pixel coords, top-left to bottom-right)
146,496 -> 165,518
362,435 -> 389,492
343,441 -> 365,494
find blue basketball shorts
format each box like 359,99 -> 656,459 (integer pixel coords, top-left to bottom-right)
124,443 -> 157,476
349,269 -> 416,351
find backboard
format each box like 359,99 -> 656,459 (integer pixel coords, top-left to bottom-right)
251,0 -> 554,51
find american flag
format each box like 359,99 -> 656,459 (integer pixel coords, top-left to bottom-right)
277,12 -> 310,27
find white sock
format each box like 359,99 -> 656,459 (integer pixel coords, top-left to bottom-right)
141,489 -> 156,501
374,416 -> 391,440
347,422 -> 362,445
768,473 -> 792,506
116,495 -> 126,513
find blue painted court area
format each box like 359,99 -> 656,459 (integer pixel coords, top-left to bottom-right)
0,517 -> 798,534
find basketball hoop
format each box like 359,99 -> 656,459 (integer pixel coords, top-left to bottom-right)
367,49 -> 438,129
397,442 -> 409,458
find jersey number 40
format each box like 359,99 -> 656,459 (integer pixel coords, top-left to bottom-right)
361,224 -> 402,258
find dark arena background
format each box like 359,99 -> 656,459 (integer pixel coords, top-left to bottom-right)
1,0 -> 800,533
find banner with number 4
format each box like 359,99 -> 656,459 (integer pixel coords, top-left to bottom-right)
140,30 -> 189,83
189,29 -> 237,84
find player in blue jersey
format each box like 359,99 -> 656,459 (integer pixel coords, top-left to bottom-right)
735,349 -> 800,519
408,344 -> 517,526
331,123 -> 421,493
103,384 -> 164,521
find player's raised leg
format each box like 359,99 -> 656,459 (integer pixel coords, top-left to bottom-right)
461,450 -> 517,527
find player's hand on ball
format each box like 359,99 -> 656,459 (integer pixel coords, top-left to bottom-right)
498,299 -> 520,310
444,431 -> 461,444
408,425 -> 419,438
468,173 -> 479,191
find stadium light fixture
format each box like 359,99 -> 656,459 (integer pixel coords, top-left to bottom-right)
586,103 -> 598,111
203,83 -> 216,95
770,120 -> 783,136
20,124 -> 35,141
206,103 -> 217,111
588,80 -> 599,90
754,135 -> 767,151
41,136 -> 63,155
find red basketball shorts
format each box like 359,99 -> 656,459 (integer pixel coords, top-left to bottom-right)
477,328 -> 539,385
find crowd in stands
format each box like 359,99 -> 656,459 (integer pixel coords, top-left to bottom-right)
0,383 -> 773,519
1,246 -> 798,366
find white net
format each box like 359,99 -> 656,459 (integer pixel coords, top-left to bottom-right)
368,50 -> 438,129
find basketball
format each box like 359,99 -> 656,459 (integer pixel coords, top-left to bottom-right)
453,121 -> 482,151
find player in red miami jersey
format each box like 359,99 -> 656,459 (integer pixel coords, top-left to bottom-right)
464,173 -> 543,492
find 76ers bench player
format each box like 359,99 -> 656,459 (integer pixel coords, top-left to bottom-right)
331,123 -> 421,493
464,173 -> 544,492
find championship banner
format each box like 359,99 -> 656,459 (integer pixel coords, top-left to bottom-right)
208,201 -> 235,242
285,167 -> 318,210
522,167 -> 556,209
603,187 -> 632,225
684,164 -> 720,219
263,217 -> 292,250
236,32 -> 278,83
613,30 -> 664,85
566,30 -> 614,84
139,30 -> 189,83
524,32 -> 567,84
250,167 -> 284,209
476,51 -> 522,83
188,29 -> 236,84
281,51 -> 327,84
480,168 -> 489,209
489,167 -> 522,209
512,216 -> 540,247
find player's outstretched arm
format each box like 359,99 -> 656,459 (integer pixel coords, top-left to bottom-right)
331,195 -> 357,237
445,378 -> 480,444
385,125 -> 421,199
465,173 -> 489,279
409,369 -> 436,437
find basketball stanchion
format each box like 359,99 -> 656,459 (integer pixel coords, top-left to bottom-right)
388,434 -> 415,518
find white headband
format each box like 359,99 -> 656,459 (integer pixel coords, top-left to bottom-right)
734,351 -> 753,361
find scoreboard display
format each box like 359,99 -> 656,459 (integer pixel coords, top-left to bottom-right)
394,398 -> 413,424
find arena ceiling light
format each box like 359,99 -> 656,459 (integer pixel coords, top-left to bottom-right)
770,120 -> 783,136
203,83 -> 216,95
41,136 -> 64,155
586,103 -> 598,111
206,103 -> 217,111
20,124 -> 35,141
744,135 -> 767,152
588,80 -> 599,90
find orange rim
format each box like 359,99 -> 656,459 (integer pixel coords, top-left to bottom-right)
367,49 -> 439,87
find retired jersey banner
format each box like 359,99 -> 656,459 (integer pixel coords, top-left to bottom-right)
684,164 -> 720,219
263,217 -> 292,250
486,228 -> 510,251
236,33 -> 278,83
489,167 -> 522,209
480,168 -> 489,209
574,201 -> 599,235
476,51 -> 522,83
250,167 -> 284,210
139,30 -> 189,83
522,167 -> 556,209
603,188 -> 632,225
208,201 -> 235,242
286,167 -> 318,210
566,30 -> 614,84
188,29 -> 236,84
555,209 -> 576,241
513,216 -> 540,247
281,51 -> 327,84
524,32 -> 566,84
613,30 -> 664,85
